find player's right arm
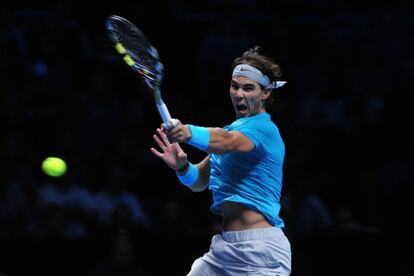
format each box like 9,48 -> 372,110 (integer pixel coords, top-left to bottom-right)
151,128 -> 210,192
186,155 -> 210,192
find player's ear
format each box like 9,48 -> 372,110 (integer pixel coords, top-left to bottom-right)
261,88 -> 271,100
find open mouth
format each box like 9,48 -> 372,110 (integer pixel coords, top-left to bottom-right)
236,103 -> 248,112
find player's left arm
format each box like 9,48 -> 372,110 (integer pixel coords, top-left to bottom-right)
164,120 -> 254,154
205,128 -> 254,154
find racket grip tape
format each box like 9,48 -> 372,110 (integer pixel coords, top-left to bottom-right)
156,101 -> 172,124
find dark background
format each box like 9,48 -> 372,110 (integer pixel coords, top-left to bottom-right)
1,1 -> 413,275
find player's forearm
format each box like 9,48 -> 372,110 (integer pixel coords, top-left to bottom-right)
186,125 -> 251,154
193,158 -> 210,192
176,156 -> 210,192
185,125 -> 233,154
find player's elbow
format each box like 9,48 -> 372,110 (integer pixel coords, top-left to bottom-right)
188,186 -> 205,192
187,181 -> 209,192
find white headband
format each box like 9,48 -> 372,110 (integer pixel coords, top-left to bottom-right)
232,64 -> 286,89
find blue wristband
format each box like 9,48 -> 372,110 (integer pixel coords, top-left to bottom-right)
177,162 -> 199,187
186,125 -> 210,151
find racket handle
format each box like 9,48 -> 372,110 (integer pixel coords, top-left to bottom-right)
156,101 -> 172,124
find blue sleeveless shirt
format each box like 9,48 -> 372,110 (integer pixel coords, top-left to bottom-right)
209,112 -> 285,228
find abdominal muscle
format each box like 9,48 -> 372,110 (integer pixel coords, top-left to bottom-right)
220,201 -> 272,231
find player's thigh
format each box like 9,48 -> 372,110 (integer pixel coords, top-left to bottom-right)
186,257 -> 225,276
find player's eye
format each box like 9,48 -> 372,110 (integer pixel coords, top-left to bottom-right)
241,85 -> 255,92
231,83 -> 240,90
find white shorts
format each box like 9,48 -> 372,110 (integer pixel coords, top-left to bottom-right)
187,227 -> 291,276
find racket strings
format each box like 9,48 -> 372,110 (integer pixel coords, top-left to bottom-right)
112,22 -> 160,75
106,15 -> 165,104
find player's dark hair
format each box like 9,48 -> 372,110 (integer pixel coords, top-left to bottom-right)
232,46 -> 283,107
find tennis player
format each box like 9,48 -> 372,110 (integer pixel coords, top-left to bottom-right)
151,46 -> 291,275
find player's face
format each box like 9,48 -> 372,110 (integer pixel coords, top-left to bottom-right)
230,76 -> 270,119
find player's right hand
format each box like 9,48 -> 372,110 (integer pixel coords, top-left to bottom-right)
150,128 -> 188,171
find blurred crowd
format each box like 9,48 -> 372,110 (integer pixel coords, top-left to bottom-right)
1,1 -> 413,275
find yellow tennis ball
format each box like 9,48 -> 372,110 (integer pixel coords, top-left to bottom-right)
41,157 -> 67,177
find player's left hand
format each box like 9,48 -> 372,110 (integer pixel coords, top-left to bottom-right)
162,119 -> 191,144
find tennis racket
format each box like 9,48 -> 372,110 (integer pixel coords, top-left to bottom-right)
105,15 -> 172,125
